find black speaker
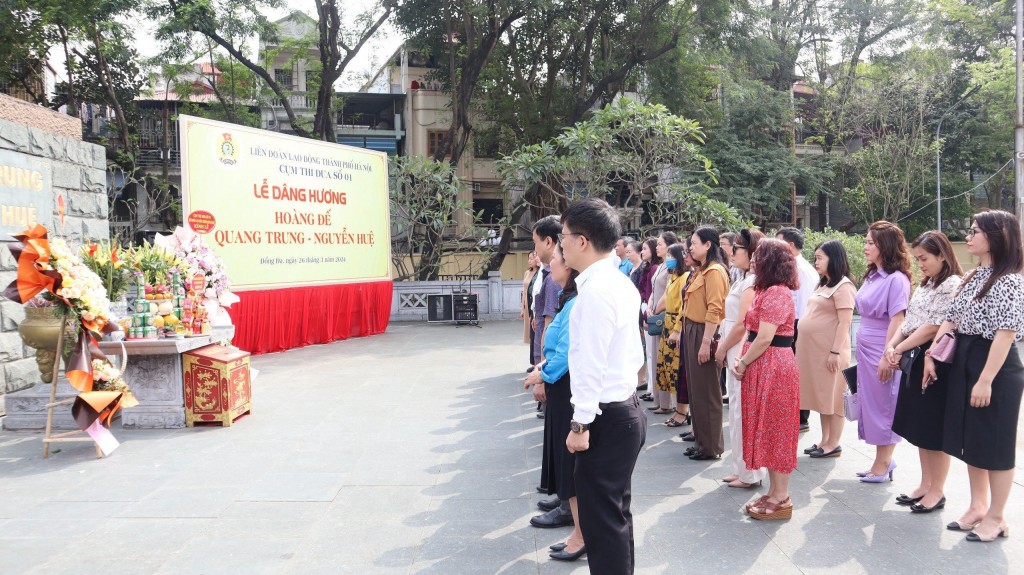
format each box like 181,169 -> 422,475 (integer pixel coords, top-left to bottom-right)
427,294 -> 453,322
452,294 -> 478,323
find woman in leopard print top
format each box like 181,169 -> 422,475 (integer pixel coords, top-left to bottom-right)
923,210 -> 1024,542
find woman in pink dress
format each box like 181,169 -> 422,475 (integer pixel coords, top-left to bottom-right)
733,239 -> 800,520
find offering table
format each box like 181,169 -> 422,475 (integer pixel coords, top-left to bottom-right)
99,336 -> 213,429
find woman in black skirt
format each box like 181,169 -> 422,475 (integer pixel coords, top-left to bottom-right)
885,231 -> 962,513
923,210 -> 1024,542
524,243 -> 582,557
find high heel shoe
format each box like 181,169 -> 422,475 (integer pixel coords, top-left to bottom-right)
549,545 -> 587,561
947,519 -> 982,531
966,525 -> 1010,542
859,460 -> 896,483
910,496 -> 945,513
549,542 -> 567,552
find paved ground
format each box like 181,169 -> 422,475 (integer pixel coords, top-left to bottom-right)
0,320 -> 1021,574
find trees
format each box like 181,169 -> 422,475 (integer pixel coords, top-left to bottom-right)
390,155 -> 497,281
497,99 -> 745,236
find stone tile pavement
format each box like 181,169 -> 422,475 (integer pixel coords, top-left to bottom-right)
0,320 -> 1021,574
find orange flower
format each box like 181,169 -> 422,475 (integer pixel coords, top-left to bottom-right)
110,248 -> 119,265
88,244 -> 98,257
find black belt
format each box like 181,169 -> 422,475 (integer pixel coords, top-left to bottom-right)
747,331 -> 794,348
599,394 -> 639,410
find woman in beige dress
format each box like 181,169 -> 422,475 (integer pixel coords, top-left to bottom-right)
796,240 -> 856,458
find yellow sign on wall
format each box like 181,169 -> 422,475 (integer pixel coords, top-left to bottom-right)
179,115 -> 391,291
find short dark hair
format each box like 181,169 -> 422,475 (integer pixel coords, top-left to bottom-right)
911,231 -> 963,289
971,210 -> 1024,299
776,227 -> 804,250
532,215 -> 561,243
754,239 -> 799,292
816,240 -> 851,288
561,198 -> 620,252
667,244 -> 687,277
660,231 -> 680,246
629,240 -> 643,253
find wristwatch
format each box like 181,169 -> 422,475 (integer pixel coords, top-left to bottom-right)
570,421 -> 590,433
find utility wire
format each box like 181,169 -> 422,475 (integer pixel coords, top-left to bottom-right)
898,159 -> 1014,223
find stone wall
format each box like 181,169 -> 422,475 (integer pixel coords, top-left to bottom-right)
0,111 -> 108,402
390,272 -> 522,323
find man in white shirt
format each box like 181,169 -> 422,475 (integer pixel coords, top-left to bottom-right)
557,197 -> 646,572
777,227 -> 820,432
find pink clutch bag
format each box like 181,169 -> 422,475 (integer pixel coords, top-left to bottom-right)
931,332 -> 957,363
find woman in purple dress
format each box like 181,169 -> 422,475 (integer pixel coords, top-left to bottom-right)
855,221 -> 912,483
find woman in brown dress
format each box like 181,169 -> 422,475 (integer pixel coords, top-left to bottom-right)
796,240 -> 856,459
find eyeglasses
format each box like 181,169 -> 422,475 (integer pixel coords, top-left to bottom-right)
733,245 -> 747,252
966,228 -> 981,238
558,232 -> 585,243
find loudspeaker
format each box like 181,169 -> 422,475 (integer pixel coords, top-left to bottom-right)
427,294 -> 453,322
452,294 -> 478,323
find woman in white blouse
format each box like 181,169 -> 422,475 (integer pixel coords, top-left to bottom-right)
923,210 -> 1024,542
884,231 -> 962,514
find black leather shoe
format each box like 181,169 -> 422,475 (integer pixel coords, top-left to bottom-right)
549,545 -> 586,561
549,542 -> 567,552
689,451 -> 721,461
896,494 -> 924,506
536,485 -> 548,493
530,507 -> 574,528
803,444 -> 819,455
910,496 -> 946,513
537,497 -> 560,512
684,446 -> 697,457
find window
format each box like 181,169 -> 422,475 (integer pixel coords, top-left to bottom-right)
274,69 -> 293,90
427,130 -> 449,157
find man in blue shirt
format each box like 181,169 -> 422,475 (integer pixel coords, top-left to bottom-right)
615,236 -> 635,276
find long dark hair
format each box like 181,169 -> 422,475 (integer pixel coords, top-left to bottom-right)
693,225 -> 727,270
661,231 -> 680,247
667,244 -> 687,277
555,244 -> 579,310
865,221 -> 911,281
972,210 -> 1024,299
753,239 -> 799,292
817,240 -> 851,288
912,231 -> 963,289
736,228 -> 764,276
645,237 -> 662,266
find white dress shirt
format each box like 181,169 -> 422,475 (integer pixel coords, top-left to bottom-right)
791,255 -> 819,320
568,256 -> 645,424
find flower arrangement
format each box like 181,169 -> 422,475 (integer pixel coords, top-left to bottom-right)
80,241 -> 131,302
126,242 -> 184,288
91,358 -> 130,393
155,227 -> 238,307
44,238 -> 115,329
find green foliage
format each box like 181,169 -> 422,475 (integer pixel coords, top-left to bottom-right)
801,228 -> 867,285
499,99 -> 747,233
390,155 -> 500,281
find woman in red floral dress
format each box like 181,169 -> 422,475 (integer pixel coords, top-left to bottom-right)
733,238 -> 800,520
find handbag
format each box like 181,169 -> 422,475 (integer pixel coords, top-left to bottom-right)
931,332 -> 957,363
898,347 -> 919,380
646,312 -> 666,336
709,329 -> 721,357
843,391 -> 860,422
842,365 -> 858,394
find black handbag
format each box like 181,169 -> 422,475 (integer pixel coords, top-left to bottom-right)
898,347 -> 919,376
646,312 -> 666,336
842,365 -> 858,394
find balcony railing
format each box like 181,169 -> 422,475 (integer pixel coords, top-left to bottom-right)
276,93 -> 317,110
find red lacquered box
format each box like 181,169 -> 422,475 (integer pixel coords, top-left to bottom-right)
183,344 -> 252,427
